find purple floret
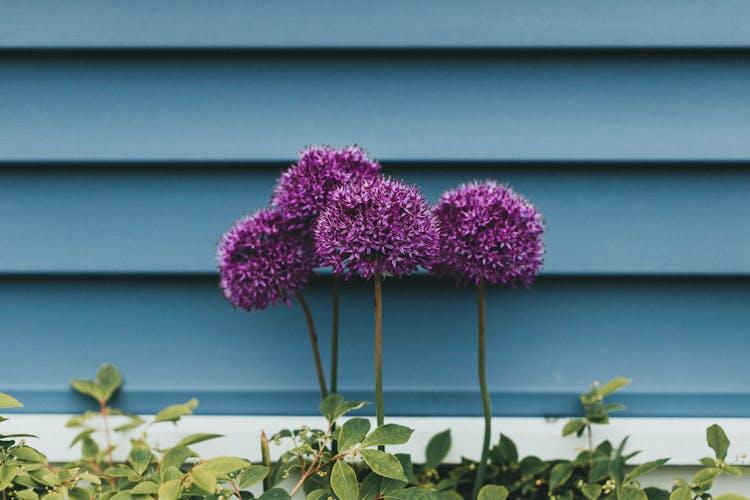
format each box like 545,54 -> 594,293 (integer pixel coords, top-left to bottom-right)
217,209 -> 315,311
272,145 -> 382,227
314,176 -> 440,279
432,180 -> 545,287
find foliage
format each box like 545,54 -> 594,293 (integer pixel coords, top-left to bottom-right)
0,371 -> 747,500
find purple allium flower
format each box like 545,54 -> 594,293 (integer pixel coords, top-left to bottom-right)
218,209 -> 315,311
271,145 -> 382,226
432,180 -> 545,287
314,176 -> 440,279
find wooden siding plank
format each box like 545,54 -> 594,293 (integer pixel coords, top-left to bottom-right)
1,0 -> 750,50
1,53 -> 749,162
2,275 -> 750,416
1,165 -> 748,275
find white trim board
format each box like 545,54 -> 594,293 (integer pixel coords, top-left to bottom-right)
1,415 -> 747,466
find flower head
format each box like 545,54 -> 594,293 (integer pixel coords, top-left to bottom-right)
315,176 -> 440,279
432,180 -> 544,287
218,209 -> 314,311
272,145 -> 382,226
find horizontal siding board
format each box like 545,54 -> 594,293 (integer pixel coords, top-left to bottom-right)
2,275 -> 750,416
2,0 -> 750,50
1,165 -> 749,275
1,53 -> 750,162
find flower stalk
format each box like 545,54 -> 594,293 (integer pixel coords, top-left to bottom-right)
295,293 -> 328,399
330,275 -> 340,394
472,278 -> 491,499
374,271 -> 384,439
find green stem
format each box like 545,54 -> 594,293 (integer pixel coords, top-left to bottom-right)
331,275 -> 340,395
330,276 -> 341,454
472,279 -> 491,500
374,272 -> 384,449
260,431 -> 272,492
296,292 -> 328,400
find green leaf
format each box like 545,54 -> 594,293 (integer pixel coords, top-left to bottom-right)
706,424 -> 730,461
161,446 -> 196,471
385,489 -> 442,500
175,433 -> 223,447
108,493 -> 134,500
362,424 -> 414,448
336,400 -> 369,419
114,416 -> 146,433
477,485 -> 509,500
96,364 -> 123,403
128,443 -> 153,475
319,394 -> 368,422
359,472 -> 381,500
15,490 -> 39,500
194,456 -> 250,475
81,436 -> 98,458
610,454 -> 625,485
160,466 -> 183,483
70,429 -> 95,448
28,469 -> 60,487
339,418 -> 371,451
424,430 -> 451,471
13,445 -> 47,463
15,491 -> 39,500
104,465 -> 135,478
714,495 -> 750,500
625,458 -> 669,482
599,378 -> 632,397
190,468 -> 217,493
440,492 -> 463,500
332,460 -> 359,500
259,488 -> 292,500
691,467 -> 722,491
562,419 -> 586,437
0,464 -> 19,490
669,487 -> 692,500
158,478 -> 183,500
497,433 -> 517,463
549,462 -> 573,491
395,453 -> 416,485
0,393 -> 22,409
603,403 -> 627,413
724,464 -> 743,477
131,482 -> 160,495
78,472 -> 100,485
307,489 -> 329,500
642,487 -> 670,500
360,449 -> 408,482
617,487 -> 648,500
70,364 -> 122,403
153,398 -> 198,424
70,379 -> 102,401
42,493 -> 65,500
320,394 -> 345,422
581,483 -> 602,500
237,465 -> 269,489
519,455 -> 547,477
68,487 -> 93,500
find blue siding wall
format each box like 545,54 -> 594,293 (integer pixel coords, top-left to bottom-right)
2,1 -> 749,416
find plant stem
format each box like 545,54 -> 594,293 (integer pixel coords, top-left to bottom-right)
99,399 -> 115,468
296,293 -> 328,400
331,275 -> 340,395
374,272 -> 384,446
260,431 -> 272,492
587,424 -> 594,467
472,279 -> 491,500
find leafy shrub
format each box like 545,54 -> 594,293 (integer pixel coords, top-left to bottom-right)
1,369 -> 747,500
